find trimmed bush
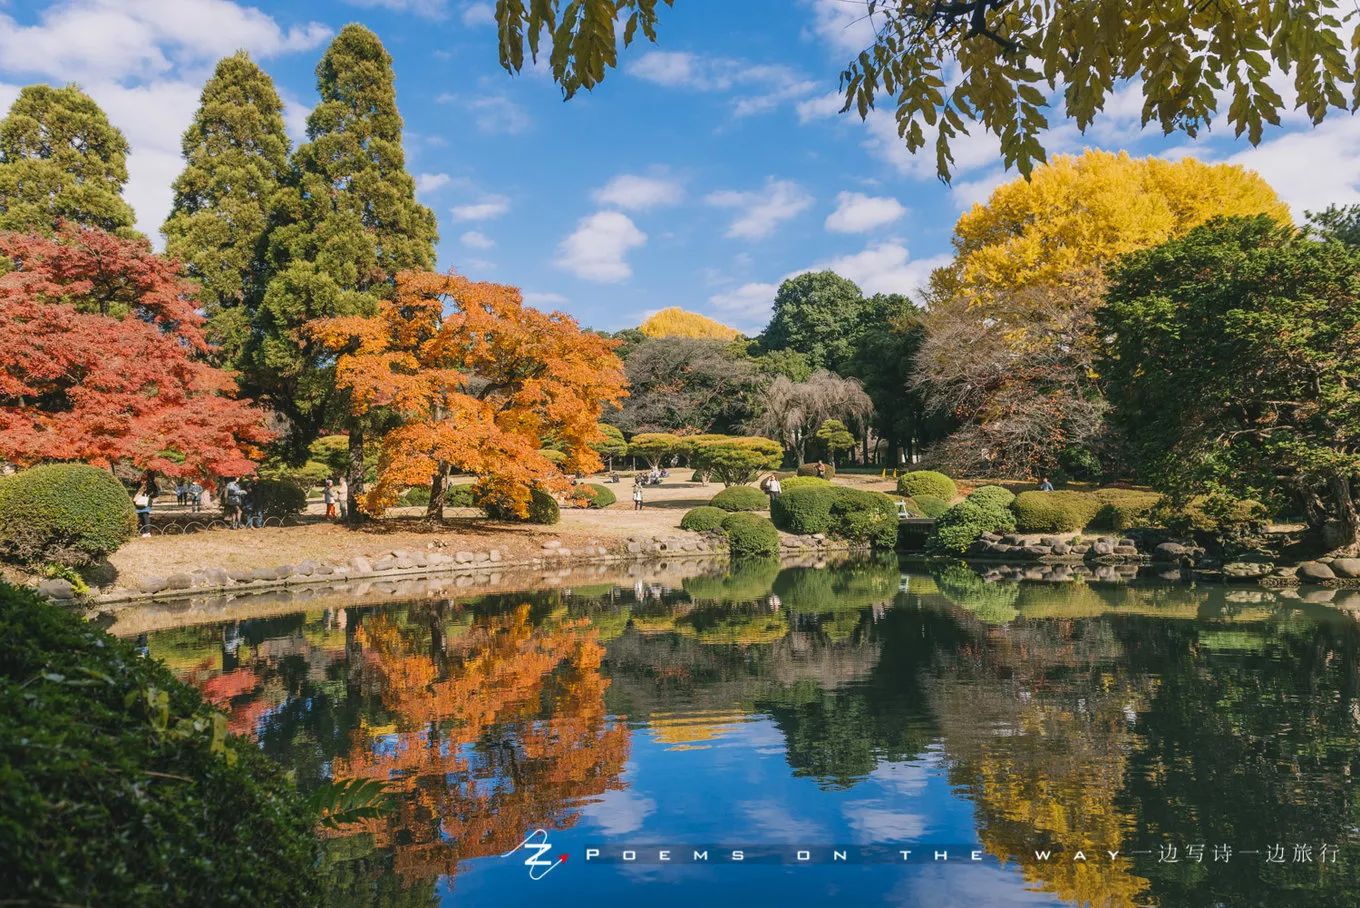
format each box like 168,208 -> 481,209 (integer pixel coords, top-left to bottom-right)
781,475 -> 830,493
928,499 -> 1017,554
0,580 -> 320,903
720,512 -> 780,559
770,483 -> 836,534
912,494 -> 950,518
572,483 -> 616,509
399,485 -> 431,506
1011,490 -> 1102,533
445,483 -> 477,507
710,486 -> 769,512
967,484 -> 1016,509
0,464 -> 135,567
796,462 -> 836,479
897,470 -> 956,501
1091,488 -> 1162,531
827,488 -> 899,548
249,478 -> 308,520
484,488 -> 560,525
680,506 -> 728,532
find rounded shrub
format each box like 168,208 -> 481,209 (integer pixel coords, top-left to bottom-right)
444,483 -> 477,507
0,464 -> 135,567
781,475 -> 830,493
928,499 -> 1017,554
911,494 -> 950,518
399,485 -> 431,506
896,470 -> 956,501
720,512 -> 780,559
967,484 -> 1016,509
1091,488 -> 1162,531
827,488 -> 899,548
680,506 -> 728,533
484,487 -> 560,525
770,483 -> 836,534
710,486 -> 769,512
572,483 -> 616,509
796,462 -> 835,479
0,580 -> 321,904
1011,490 -> 1102,533
249,478 -> 308,520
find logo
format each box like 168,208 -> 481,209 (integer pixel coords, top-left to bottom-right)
503,828 -> 568,880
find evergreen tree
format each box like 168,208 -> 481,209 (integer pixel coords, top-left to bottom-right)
257,24 -> 437,514
0,84 -> 136,234
163,52 -> 290,369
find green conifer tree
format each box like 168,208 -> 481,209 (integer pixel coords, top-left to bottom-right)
0,84 -> 136,234
257,24 -> 438,514
162,52 -> 291,369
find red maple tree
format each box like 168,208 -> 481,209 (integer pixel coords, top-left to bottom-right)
0,225 -> 271,477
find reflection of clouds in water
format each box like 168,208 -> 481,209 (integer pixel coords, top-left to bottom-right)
582,787 -> 657,837
842,801 -> 929,842
868,757 -> 935,797
891,861 -> 1064,907
738,799 -> 828,841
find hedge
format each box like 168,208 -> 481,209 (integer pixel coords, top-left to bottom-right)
796,462 -> 835,479
0,580 -> 320,904
680,506 -> 728,532
485,488 -> 560,525
911,494 -> 950,518
249,478 -> 308,520
896,470 -> 956,501
928,498 -> 1017,554
445,484 -> 477,507
572,483 -> 616,509
399,486 -> 431,506
1091,489 -> 1162,531
770,483 -> 835,534
1011,490 -> 1102,533
710,486 -> 769,512
966,484 -> 1016,509
720,513 -> 780,559
771,485 -> 899,547
0,464 -> 135,567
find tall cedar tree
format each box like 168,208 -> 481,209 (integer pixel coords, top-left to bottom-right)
0,226 -> 271,477
259,25 -> 437,516
309,272 -> 626,520
163,53 -> 291,370
0,84 -> 136,235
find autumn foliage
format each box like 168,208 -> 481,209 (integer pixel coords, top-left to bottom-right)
638,306 -> 741,340
309,271 -> 626,516
0,226 -> 271,477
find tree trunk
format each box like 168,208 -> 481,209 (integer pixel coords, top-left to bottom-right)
346,426 -> 365,524
1323,472 -> 1360,552
425,461 -> 447,521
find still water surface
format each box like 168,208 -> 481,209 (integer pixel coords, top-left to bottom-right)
138,557 -> 1360,907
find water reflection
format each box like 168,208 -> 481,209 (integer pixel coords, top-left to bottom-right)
141,557 -> 1360,906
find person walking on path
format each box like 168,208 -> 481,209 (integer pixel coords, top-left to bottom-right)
132,472 -> 157,537
767,474 -> 782,501
323,479 -> 337,519
632,482 -> 644,511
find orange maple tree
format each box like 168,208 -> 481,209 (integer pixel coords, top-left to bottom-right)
308,271 -> 627,516
0,225 -> 271,477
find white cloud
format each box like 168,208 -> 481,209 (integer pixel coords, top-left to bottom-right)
523,291 -> 569,307
949,169 -> 1008,210
627,51 -> 816,116
439,93 -> 532,135
556,211 -> 647,282
708,281 -> 780,328
592,172 -> 684,210
450,194 -> 510,221
344,0 -> 449,17
825,191 -> 906,233
459,229 -> 494,249
796,90 -> 843,123
1226,115 -> 1360,217
808,242 -> 948,296
706,178 -> 813,240
461,2 -> 495,26
803,0 -> 878,55
415,172 -> 451,194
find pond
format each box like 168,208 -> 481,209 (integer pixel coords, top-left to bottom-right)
134,556 -> 1360,907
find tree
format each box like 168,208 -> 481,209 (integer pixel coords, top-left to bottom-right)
638,307 -> 741,340
1100,215 -> 1360,551
494,0 -> 1360,181
613,336 -> 763,435
814,419 -> 854,466
309,271 -> 625,520
760,271 -> 867,372
0,226 -> 271,477
162,53 -> 291,369
696,436 -> 783,487
627,432 -> 681,471
590,423 -> 628,470
916,151 -> 1289,476
748,369 -> 873,465
257,24 -> 438,514
0,84 -> 136,234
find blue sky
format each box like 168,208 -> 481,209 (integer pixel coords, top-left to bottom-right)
1,0 -> 1354,333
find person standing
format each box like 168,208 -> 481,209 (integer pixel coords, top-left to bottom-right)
323,479 -> 337,519
632,481 -> 644,511
224,477 -> 244,529
336,476 -> 349,520
175,480 -> 188,507
1038,477 -> 1055,492
815,462 -> 827,480
132,472 -> 157,537
188,480 -> 203,513
767,474 -> 782,501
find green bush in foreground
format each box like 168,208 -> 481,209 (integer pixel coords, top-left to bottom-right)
680,506 -> 728,532
484,487 -> 560,525
770,483 -> 835,534
710,486 -> 769,512
720,512 -> 780,558
0,580 -> 320,904
572,483 -> 616,509
911,494 -> 950,518
0,464 -> 135,567
771,484 -> 899,547
250,478 -> 308,520
928,498 -> 1017,554
445,483 -> 477,507
896,470 -> 956,502
966,484 -> 1016,509
1011,490 -> 1102,533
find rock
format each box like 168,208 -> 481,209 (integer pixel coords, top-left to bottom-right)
165,573 -> 193,590
1022,545 -> 1050,557
474,551 -> 490,562
1002,534 -> 1024,546
350,555 -> 373,574
557,548 -> 572,559
313,563 -> 334,576
626,541 -> 643,554
372,555 -> 397,572
1119,538 -> 1137,549
1113,545 -> 1140,556
393,555 -> 415,570
227,568 -> 255,583
1070,544 -> 1090,556
137,576 -> 168,593
200,567 -> 231,586
542,540 -> 562,550
1040,536 -> 1063,547
455,550 -> 474,564
1224,561 -> 1272,580
1154,542 -> 1188,561
292,560 -> 316,577
37,578 -> 75,600
1302,588 -> 1337,603
1051,542 -> 1070,556
1091,542 -> 1114,556
979,532 -> 1002,543
1298,561 -> 1337,582
410,551 -> 429,568
489,549 -> 502,562
249,567 -> 276,582
1330,558 -> 1360,578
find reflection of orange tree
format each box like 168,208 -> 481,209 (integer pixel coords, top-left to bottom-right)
930,622 -> 1153,906
330,604 -> 628,886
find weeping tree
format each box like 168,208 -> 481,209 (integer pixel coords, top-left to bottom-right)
748,369 -> 874,466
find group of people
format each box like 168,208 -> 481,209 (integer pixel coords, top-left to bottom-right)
322,477 -> 348,520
